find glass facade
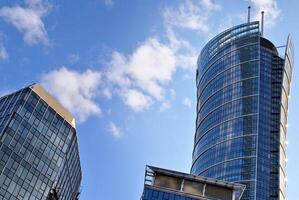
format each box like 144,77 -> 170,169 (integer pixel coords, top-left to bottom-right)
0,84 -> 82,200
142,187 -> 200,200
191,21 -> 293,200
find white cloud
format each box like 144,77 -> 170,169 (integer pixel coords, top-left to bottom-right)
159,101 -> 171,112
218,16 -> 234,33
105,38 -> 174,112
165,27 -> 197,71
101,88 -> 112,99
108,38 -> 176,101
251,0 -> 280,27
169,89 -> 176,99
200,0 -> 221,11
0,43 -> 8,60
68,53 -> 80,64
128,38 -> 177,100
0,0 -> 51,45
108,122 -> 121,138
105,31 -> 197,112
183,97 -> 192,108
26,0 -> 51,15
163,0 -> 221,34
121,89 -> 152,112
41,67 -> 102,123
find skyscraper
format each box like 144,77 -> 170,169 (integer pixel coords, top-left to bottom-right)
0,84 -> 82,200
191,21 -> 293,200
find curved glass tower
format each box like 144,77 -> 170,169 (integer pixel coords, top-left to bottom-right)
191,21 -> 293,200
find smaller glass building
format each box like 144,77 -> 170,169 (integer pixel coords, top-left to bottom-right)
0,84 -> 82,200
141,166 -> 245,200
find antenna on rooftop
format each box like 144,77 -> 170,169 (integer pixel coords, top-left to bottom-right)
247,6 -> 251,23
261,11 -> 265,37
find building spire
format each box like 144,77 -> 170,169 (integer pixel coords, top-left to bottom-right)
247,6 -> 251,23
261,11 -> 265,36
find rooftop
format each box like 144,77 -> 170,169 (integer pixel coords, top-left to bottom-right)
142,165 -> 245,200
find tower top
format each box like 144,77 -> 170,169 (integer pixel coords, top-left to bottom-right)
247,6 -> 251,23
30,83 -> 76,128
261,11 -> 265,36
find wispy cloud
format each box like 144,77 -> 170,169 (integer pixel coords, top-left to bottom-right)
0,43 -> 8,60
108,122 -> 121,138
0,0 -> 51,45
165,27 -> 197,71
163,0 -> 221,34
107,38 -> 176,101
105,31 -> 197,112
105,38 -> 175,112
41,67 -> 102,123
169,89 -> 176,99
68,53 -> 80,64
103,0 -> 114,7
201,0 -> 221,11
183,97 -> 192,108
159,101 -> 171,112
120,89 -> 152,112
251,0 -> 280,27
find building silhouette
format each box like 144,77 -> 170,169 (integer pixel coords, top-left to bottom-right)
191,20 -> 293,200
0,84 -> 82,200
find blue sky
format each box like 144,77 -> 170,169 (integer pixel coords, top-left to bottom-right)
0,0 -> 298,199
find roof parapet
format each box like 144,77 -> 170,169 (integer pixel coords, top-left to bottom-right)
30,83 -> 76,128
